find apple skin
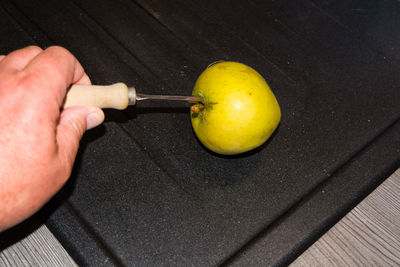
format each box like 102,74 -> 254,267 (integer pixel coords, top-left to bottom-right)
190,61 -> 281,155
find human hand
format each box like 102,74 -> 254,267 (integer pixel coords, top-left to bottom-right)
0,46 -> 104,231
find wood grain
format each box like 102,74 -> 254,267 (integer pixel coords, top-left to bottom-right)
292,169 -> 400,266
0,224 -> 76,267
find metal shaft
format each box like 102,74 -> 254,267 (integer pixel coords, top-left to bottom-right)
128,87 -> 201,105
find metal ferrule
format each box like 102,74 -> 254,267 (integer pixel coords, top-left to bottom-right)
128,87 -> 137,105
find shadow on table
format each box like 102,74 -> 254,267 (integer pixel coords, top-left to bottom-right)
0,216 -> 43,251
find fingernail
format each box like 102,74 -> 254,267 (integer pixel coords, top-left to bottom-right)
86,110 -> 104,130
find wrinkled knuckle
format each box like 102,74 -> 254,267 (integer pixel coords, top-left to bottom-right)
19,70 -> 41,89
46,46 -> 72,58
68,117 -> 86,141
25,45 -> 43,54
50,62 -> 66,80
16,71 -> 33,88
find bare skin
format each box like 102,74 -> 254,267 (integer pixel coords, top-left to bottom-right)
0,46 -> 104,231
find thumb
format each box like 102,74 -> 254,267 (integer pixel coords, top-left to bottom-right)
56,106 -> 104,164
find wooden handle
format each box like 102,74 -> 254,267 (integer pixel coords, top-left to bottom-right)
63,83 -> 130,110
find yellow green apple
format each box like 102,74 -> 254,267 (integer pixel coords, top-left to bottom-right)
190,61 -> 281,155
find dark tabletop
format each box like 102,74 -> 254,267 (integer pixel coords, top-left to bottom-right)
1,0 -> 400,265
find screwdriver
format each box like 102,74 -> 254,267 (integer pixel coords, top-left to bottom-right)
63,83 -> 202,109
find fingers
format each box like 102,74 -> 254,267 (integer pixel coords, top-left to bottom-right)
24,46 -> 89,106
74,72 -> 92,85
0,46 -> 43,72
56,106 -> 104,165
0,45 -> 98,167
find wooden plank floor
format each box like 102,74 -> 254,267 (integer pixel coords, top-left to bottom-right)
1,169 -> 399,266
0,223 -> 76,266
292,169 -> 400,266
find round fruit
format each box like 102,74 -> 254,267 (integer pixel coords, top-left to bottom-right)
190,61 -> 281,155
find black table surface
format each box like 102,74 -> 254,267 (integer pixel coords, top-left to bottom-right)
1,0 -> 400,265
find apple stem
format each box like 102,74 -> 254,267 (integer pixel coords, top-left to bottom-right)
191,103 -> 205,114
191,105 -> 200,113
